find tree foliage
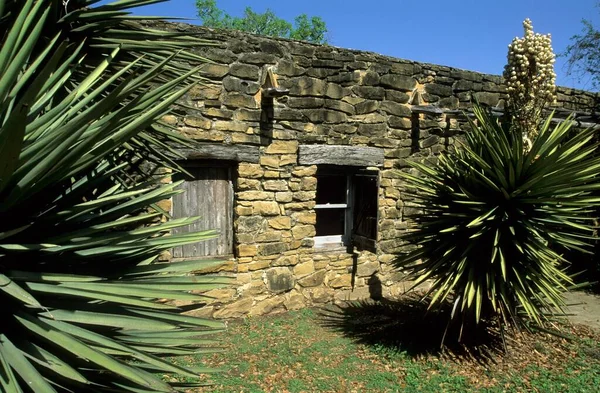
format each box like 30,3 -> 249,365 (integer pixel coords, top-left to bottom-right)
564,2 -> 600,90
0,0 -> 229,391
195,0 -> 328,44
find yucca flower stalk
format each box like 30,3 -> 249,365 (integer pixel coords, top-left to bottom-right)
395,105 -> 600,331
0,1 -> 231,392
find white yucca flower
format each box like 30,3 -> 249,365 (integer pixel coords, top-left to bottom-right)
503,19 -> 557,151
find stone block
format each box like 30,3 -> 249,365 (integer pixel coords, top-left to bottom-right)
284,291 -> 306,311
420,135 -> 440,149
292,225 -> 316,240
237,178 -> 261,191
388,116 -> 412,129
308,68 -> 338,78
249,297 -> 285,316
199,63 -> 229,79
238,163 -> 263,178
222,76 -> 260,95
285,76 -> 327,96
329,274 -> 352,288
288,97 -> 325,109
324,99 -> 355,115
380,101 -> 411,117
231,134 -> 261,144
258,242 -> 288,256
385,90 -> 410,103
265,141 -> 299,154
293,261 -> 315,277
276,60 -> 306,77
390,62 -> 421,75
235,206 -> 253,216
183,116 -> 211,129
357,123 -> 386,137
292,166 -> 317,177
357,261 -> 380,277
353,86 -> 385,100
473,92 -> 500,107
268,216 -> 292,230
293,191 -> 316,201
246,259 -> 271,272
275,192 -> 293,202
229,63 -> 260,80
325,83 -> 350,99
223,92 -> 258,109
294,212 -> 317,225
263,180 -> 289,191
272,254 -> 299,266
300,177 -> 317,191
255,231 -> 283,242
380,74 -> 417,91
237,191 -> 273,201
280,154 -> 297,166
202,108 -> 233,119
239,52 -> 278,64
308,287 -> 334,303
298,270 -> 326,287
334,287 -> 372,302
189,84 -> 221,100
237,216 -> 266,232
237,244 -> 258,257
212,298 -> 253,319
439,97 -> 459,109
234,109 -> 262,121
355,100 -> 379,115
425,83 -> 452,97
361,70 -> 381,86
265,267 -> 295,293
260,155 -> 281,168
203,288 -> 237,303
252,201 -> 280,216
305,109 -> 348,124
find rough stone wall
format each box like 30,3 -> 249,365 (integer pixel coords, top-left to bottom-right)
147,21 -> 599,319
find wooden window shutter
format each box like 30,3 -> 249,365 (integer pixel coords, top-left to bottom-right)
351,170 -> 379,252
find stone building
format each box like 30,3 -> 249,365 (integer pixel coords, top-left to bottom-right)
150,21 -> 599,319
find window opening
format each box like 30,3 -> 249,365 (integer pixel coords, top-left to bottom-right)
314,167 -> 378,251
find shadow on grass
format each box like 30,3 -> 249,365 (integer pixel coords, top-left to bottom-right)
317,293 -> 506,364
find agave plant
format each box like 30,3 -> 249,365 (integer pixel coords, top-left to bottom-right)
396,105 -> 600,330
0,1 -> 231,392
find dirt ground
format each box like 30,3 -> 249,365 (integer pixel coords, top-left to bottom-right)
563,291 -> 600,331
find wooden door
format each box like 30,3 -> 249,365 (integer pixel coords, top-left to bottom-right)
172,166 -> 233,258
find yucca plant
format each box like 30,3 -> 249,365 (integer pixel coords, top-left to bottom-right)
396,104 -> 600,331
0,1 -> 231,392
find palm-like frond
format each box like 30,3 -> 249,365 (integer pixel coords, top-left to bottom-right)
396,104 -> 600,329
1,1 -> 230,392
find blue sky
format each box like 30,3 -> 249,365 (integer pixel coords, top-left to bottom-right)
110,0 -> 600,90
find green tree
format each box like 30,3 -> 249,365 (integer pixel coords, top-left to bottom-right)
195,0 -> 328,44
564,2 -> 600,90
0,0 -> 229,391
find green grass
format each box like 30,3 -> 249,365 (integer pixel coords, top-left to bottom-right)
178,308 -> 600,393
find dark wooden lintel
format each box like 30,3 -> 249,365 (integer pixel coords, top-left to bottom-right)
177,143 -> 260,163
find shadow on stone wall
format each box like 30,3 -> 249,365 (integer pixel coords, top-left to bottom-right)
317,293 -> 504,364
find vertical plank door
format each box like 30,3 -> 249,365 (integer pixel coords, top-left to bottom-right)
172,166 -> 233,258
